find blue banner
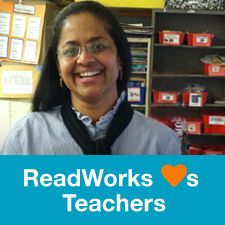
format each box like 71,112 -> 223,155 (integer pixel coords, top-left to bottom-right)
0,156 -> 224,225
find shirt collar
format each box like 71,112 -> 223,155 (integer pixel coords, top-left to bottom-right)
71,91 -> 126,140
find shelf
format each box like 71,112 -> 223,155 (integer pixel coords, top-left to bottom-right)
154,43 -> 225,49
188,134 -> 225,146
151,103 -> 180,107
151,9 -> 225,148
151,103 -> 225,108
152,74 -> 225,78
205,104 -> 225,107
189,134 -> 225,137
132,71 -> 147,74
131,104 -> 146,108
128,37 -> 151,116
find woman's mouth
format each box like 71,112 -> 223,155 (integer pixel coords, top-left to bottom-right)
76,70 -> 102,78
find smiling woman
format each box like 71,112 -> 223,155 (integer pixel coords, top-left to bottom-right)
57,12 -> 120,118
0,1 -> 181,155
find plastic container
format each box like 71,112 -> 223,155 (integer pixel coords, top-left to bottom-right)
189,145 -> 225,155
187,33 -> 214,47
159,31 -> 185,46
182,92 -> 208,107
153,91 -> 178,104
203,63 -> 225,76
202,114 -> 225,134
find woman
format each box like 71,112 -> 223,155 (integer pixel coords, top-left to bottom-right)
1,1 -> 181,154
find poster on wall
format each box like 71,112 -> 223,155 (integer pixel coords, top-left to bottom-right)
0,1 -> 45,64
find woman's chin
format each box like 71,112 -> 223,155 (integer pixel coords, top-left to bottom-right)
73,89 -> 104,101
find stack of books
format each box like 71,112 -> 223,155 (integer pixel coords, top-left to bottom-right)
121,23 -> 153,36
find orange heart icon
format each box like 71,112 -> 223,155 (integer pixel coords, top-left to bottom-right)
161,164 -> 187,187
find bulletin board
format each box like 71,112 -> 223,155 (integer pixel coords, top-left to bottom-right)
0,1 -> 46,64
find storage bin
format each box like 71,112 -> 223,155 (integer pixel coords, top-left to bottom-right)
203,63 -> 225,76
153,91 -> 178,104
159,31 -> 185,46
182,92 -> 208,107
187,33 -> 214,47
201,149 -> 225,155
202,114 -> 225,134
189,145 -> 225,155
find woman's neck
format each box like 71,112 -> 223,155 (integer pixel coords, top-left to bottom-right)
71,93 -> 118,124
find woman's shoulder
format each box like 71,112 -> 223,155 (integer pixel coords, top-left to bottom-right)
0,105 -> 67,154
132,111 -> 172,132
127,111 -> 181,154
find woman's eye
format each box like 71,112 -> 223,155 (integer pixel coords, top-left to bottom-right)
90,43 -> 108,53
63,47 -> 79,57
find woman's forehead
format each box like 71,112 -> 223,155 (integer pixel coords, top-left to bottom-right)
63,12 -> 108,31
59,13 -> 113,44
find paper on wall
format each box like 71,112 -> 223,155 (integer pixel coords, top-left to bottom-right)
0,36 -> 8,58
9,99 -> 31,126
9,38 -> 23,60
11,14 -> 27,38
23,40 -> 37,62
0,12 -> 11,35
26,17 -> 41,40
2,71 -> 33,94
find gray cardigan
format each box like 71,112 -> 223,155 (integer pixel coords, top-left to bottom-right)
0,106 -> 181,155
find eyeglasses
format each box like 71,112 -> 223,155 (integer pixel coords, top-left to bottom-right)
57,40 -> 112,60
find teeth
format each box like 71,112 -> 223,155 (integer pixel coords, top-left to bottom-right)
79,71 -> 100,77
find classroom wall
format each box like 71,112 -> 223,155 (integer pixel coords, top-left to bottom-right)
0,99 -> 31,144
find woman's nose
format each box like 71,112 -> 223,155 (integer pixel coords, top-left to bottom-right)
76,47 -> 95,65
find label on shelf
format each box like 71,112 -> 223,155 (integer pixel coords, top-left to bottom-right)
162,93 -> 174,101
163,34 -> 180,44
212,65 -> 220,73
189,93 -> 203,107
188,124 -> 197,132
209,116 -> 225,125
187,121 -> 202,135
196,36 -> 208,44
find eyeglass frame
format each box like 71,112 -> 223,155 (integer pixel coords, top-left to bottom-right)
57,39 -> 114,60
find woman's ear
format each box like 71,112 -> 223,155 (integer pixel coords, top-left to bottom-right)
119,69 -> 123,80
118,57 -> 122,70
57,62 -> 64,87
117,57 -> 123,80
56,58 -> 61,77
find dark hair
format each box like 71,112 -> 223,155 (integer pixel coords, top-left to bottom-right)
32,1 -> 131,111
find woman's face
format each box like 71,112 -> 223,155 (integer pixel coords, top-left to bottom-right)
57,12 -> 121,104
